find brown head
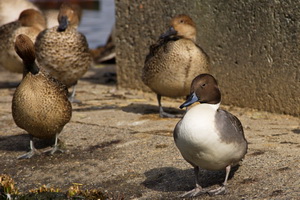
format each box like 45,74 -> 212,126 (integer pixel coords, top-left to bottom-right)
180,74 -> 221,108
160,14 -> 197,42
57,3 -> 82,32
15,34 -> 39,75
18,9 -> 46,31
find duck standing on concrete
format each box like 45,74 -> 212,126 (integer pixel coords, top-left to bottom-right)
12,34 -> 72,159
142,14 -> 210,118
0,9 -> 46,73
174,74 -> 248,197
35,3 -> 92,102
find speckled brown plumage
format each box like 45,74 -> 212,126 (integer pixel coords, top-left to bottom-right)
12,34 -> 72,158
13,72 -> 72,139
142,14 -> 210,98
35,3 -> 92,88
35,27 -> 91,87
142,14 -> 210,117
0,9 -> 46,73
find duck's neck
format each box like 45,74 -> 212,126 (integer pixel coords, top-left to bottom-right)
23,62 -> 39,78
208,102 -> 220,111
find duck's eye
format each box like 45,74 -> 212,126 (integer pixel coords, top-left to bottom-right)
180,19 -> 184,23
201,83 -> 206,87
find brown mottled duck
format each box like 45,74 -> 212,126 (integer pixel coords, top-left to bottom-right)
0,9 -> 46,73
12,34 -> 72,159
142,14 -> 210,118
35,3 -> 92,102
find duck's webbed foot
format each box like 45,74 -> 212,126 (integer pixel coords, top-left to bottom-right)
18,148 -> 40,159
45,146 -> 64,155
18,139 -> 40,159
208,165 -> 231,195
180,186 -> 207,198
207,185 -> 227,195
157,94 -> 182,118
44,134 -> 64,155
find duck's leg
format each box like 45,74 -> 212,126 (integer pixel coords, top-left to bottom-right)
157,94 -> 181,118
180,166 -> 207,198
207,165 -> 231,195
17,135 -> 40,159
68,84 -> 81,103
44,134 -> 64,155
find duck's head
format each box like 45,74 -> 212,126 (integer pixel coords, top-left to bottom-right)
18,9 -> 46,31
14,34 -> 39,75
160,14 -> 197,42
57,3 -> 82,32
180,74 -> 221,108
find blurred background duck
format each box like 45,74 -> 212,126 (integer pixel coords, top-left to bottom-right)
12,34 -> 72,159
142,14 -> 210,118
0,0 -> 40,26
42,3 -> 82,29
0,9 -> 46,73
35,3 -> 93,102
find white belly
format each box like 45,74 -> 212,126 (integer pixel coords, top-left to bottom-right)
175,104 -> 242,170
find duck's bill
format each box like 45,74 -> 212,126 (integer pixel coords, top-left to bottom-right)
159,26 -> 177,39
179,92 -> 198,109
57,16 -> 68,32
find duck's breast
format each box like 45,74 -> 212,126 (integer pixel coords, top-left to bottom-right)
35,27 -> 92,87
12,73 -> 72,139
174,104 -> 242,170
143,39 -> 209,97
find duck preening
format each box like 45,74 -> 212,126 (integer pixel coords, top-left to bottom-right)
12,34 -> 72,159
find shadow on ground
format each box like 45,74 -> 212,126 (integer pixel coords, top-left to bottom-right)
142,166 -> 240,193
0,134 -> 56,152
80,65 -> 116,85
0,81 -> 19,89
122,103 -> 185,116
73,105 -> 119,112
292,129 -> 300,134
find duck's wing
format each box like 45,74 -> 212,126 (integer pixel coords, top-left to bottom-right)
215,109 -> 247,143
145,35 -> 182,63
195,43 -> 210,65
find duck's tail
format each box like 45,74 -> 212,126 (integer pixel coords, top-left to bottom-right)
14,34 -> 39,74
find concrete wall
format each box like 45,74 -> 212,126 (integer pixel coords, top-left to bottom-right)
115,0 -> 300,116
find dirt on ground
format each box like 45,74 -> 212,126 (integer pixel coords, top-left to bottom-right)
0,65 -> 299,200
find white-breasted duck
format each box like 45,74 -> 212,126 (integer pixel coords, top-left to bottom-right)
174,74 -> 248,197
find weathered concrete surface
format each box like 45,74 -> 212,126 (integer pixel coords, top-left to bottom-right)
115,0 -> 300,116
0,66 -> 300,199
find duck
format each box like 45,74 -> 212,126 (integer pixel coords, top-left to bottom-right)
12,34 -> 72,159
0,9 -> 46,73
35,3 -> 92,102
90,26 -> 116,63
173,74 -> 248,197
43,4 -> 82,29
142,14 -> 210,118
0,0 -> 40,26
